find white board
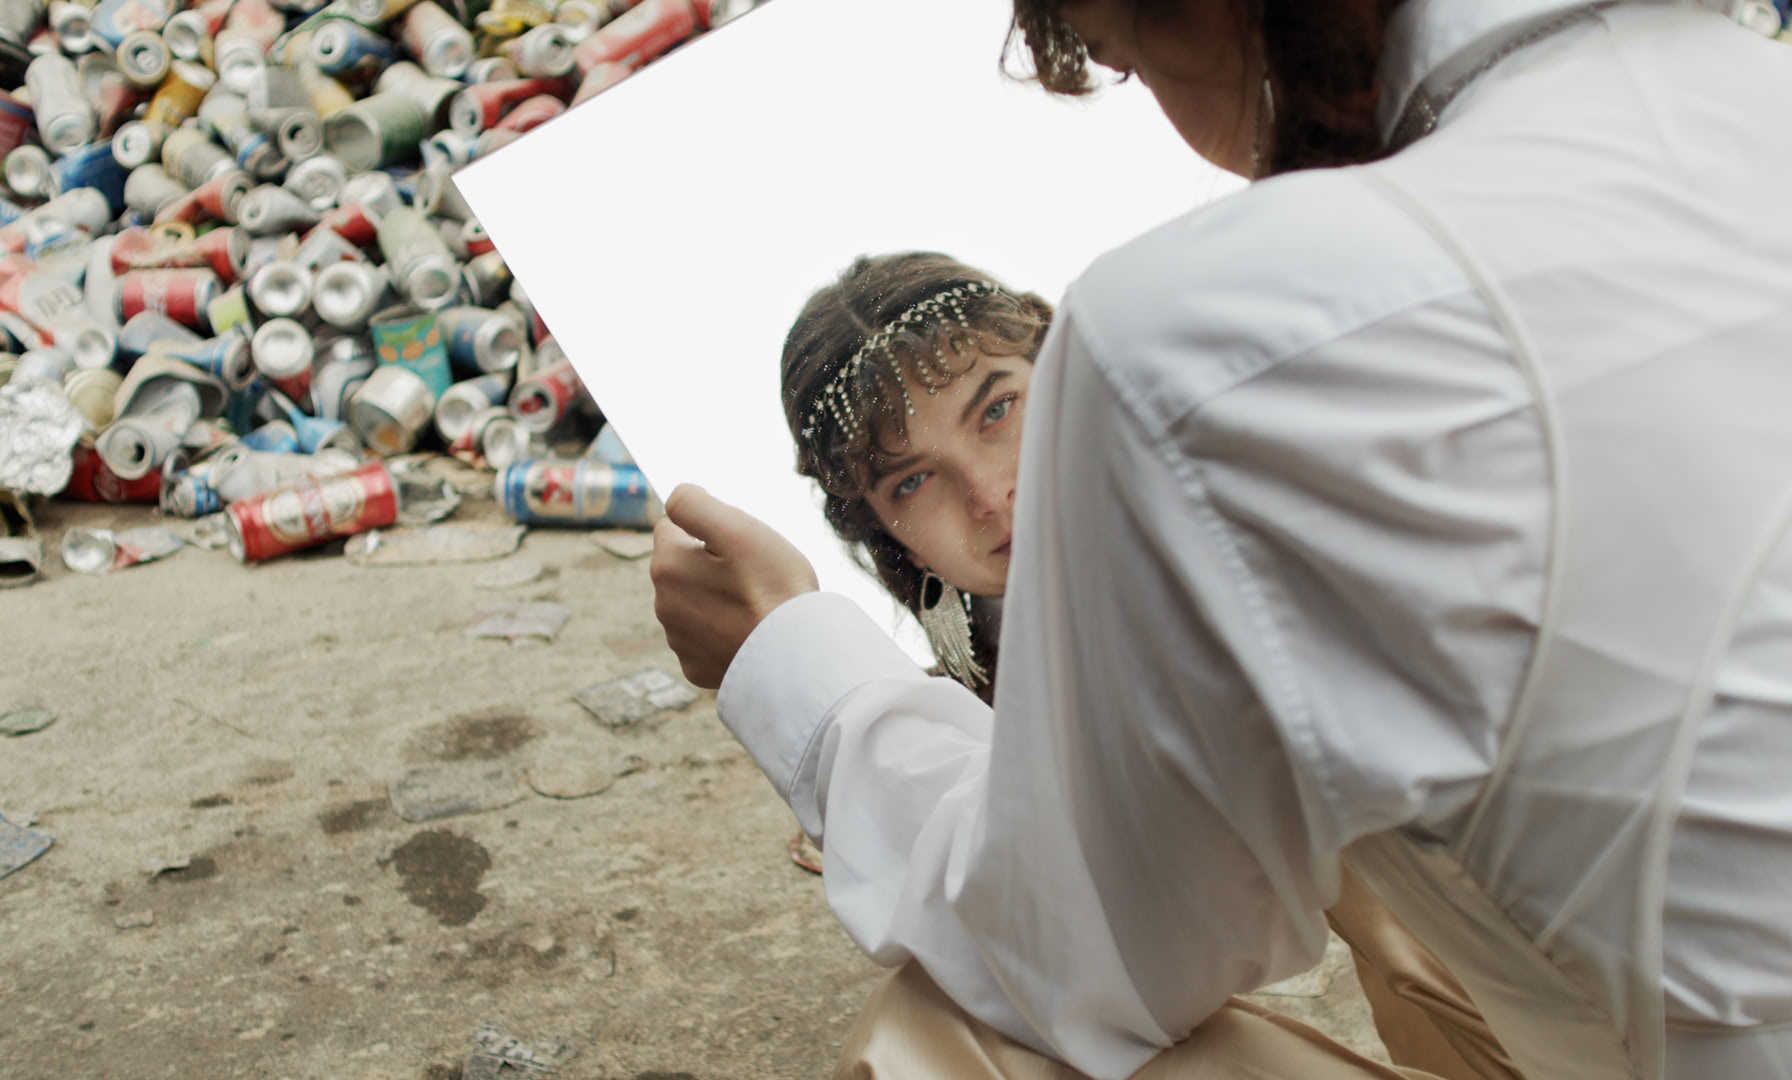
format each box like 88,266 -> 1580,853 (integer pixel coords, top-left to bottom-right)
456,0 -> 1239,662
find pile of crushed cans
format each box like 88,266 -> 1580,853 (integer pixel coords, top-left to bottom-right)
0,0 -> 751,583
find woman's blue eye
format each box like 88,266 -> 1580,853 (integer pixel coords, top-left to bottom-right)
894,472 -> 927,498
984,395 -> 1015,424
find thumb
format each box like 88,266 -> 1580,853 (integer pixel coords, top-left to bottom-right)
661,484 -> 765,557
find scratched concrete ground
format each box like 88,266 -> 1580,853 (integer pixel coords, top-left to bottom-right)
1,490 -> 1385,1080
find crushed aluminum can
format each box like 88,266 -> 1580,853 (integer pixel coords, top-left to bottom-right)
114,267 -> 219,328
160,451 -> 225,517
0,379 -> 82,494
347,361 -> 434,456
61,524 -> 183,573
369,301 -> 451,396
438,305 -> 523,374
246,257 -> 312,317
572,0 -> 704,76
502,23 -> 574,77
250,316 -> 314,400
402,0 -> 473,77
310,18 -> 400,83
225,460 -> 398,561
507,357 -> 583,433
324,90 -> 427,171
283,152 -> 348,211
24,52 -> 95,153
448,75 -> 569,135
312,259 -> 388,329
377,59 -> 462,129
490,92 -> 563,135
375,206 -> 458,309
238,183 -> 322,236
310,336 -> 377,420
496,458 -> 659,528
242,416 -> 298,453
113,27 -> 170,88
434,370 -> 509,442
161,326 -> 256,389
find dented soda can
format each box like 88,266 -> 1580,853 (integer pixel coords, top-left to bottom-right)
161,125 -> 238,189
497,458 -> 657,528
368,301 -> 450,396
49,1 -> 94,54
310,18 -> 400,82
433,370 -> 508,442
449,76 -> 568,134
117,308 -> 200,357
451,404 -> 529,468
225,460 -> 398,562
250,316 -> 313,399
160,452 -> 225,517
161,325 -> 255,389
114,28 -> 171,88
324,91 -> 427,171
52,141 -> 127,210
122,162 -> 187,219
508,357 -> 583,433
115,267 -> 219,327
461,250 -> 512,307
111,118 -> 168,169
376,60 -> 462,130
88,0 -> 175,50
163,0 -> 232,61
247,106 -> 324,163
0,90 -> 34,160
25,53 -> 95,154
463,56 -> 518,84
312,259 -> 387,329
61,524 -> 184,572
437,305 -> 523,374
206,282 -> 252,335
284,153 -> 348,210
491,92 -> 563,135
3,144 -> 54,201
573,0 -> 704,76
503,23 -> 574,76
402,0 -> 473,77
375,205 -> 457,308
238,184 -> 321,235
310,335 -> 376,419
293,226 -> 364,272
242,416 -> 299,453
247,258 -> 311,317
143,59 -> 214,129
347,360 -> 434,455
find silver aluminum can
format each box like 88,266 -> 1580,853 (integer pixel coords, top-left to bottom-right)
162,125 -> 237,189
283,152 -> 347,210
347,360 -> 434,456
376,205 -> 459,309
323,91 -> 427,171
374,59 -> 461,130
247,258 -> 312,318
401,0 -> 472,78
293,226 -> 363,272
115,29 -> 171,88
312,259 -> 388,329
213,28 -> 269,94
436,305 -> 523,374
162,9 -> 214,62
48,1 -> 92,54
339,168 -> 401,217
433,370 -> 509,442
24,53 -> 95,154
122,162 -> 188,219
3,144 -> 53,201
248,106 -> 323,162
462,56 -> 516,84
310,339 -> 376,420
238,183 -> 321,235
251,316 -> 313,381
111,118 -> 167,169
414,160 -> 474,221
504,23 -> 573,77
553,0 -> 602,42
462,251 -> 513,308
0,0 -> 43,42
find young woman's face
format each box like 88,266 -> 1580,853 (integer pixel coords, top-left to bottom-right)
863,351 -> 1031,598
1059,0 -> 1259,176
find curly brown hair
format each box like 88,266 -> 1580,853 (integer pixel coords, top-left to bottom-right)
780,252 -> 1052,633
1005,0 -> 1404,174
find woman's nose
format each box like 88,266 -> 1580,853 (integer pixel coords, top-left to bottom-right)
965,464 -> 1015,519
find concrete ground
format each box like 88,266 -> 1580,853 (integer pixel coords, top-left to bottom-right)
1,478 -> 1387,1080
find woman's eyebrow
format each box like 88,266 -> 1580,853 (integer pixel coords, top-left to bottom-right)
960,371 -> 1014,425
869,453 -> 924,487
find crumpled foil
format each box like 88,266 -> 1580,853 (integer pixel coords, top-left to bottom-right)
0,381 -> 82,496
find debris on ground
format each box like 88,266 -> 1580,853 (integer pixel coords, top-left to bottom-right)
61,524 -> 184,571
573,668 -> 696,728
463,1020 -> 576,1080
0,810 -> 53,880
113,911 -> 155,930
389,761 -> 523,823
464,600 -> 566,647
524,747 -> 643,799
344,520 -> 523,564
592,527 -> 652,560
0,705 -> 55,736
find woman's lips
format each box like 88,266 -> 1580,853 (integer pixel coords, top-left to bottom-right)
992,535 -> 1012,556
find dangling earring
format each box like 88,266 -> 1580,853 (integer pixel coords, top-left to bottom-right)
918,571 -> 988,688
1250,73 -> 1274,180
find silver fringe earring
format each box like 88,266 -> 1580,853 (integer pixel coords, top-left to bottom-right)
918,571 -> 988,688
1250,73 -> 1274,180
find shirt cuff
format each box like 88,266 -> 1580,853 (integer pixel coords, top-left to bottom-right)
716,591 -> 930,830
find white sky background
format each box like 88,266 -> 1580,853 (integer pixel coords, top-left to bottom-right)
456,0 -> 1241,662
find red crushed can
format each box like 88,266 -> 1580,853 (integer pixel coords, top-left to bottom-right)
115,267 -> 219,327
62,445 -> 163,503
508,356 -> 584,433
225,462 -> 398,562
572,0 -> 705,76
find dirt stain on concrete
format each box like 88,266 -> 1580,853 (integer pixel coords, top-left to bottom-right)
153,856 -> 219,884
413,713 -> 539,763
319,798 -> 389,835
387,830 -> 491,927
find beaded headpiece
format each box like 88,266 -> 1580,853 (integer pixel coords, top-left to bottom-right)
800,281 -> 1000,448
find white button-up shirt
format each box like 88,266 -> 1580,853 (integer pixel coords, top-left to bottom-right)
716,3 -> 1792,1076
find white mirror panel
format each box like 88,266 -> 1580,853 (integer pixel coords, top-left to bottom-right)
456,0 -> 1240,662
